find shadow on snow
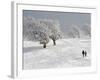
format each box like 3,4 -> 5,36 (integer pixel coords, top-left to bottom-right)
23,46 -> 43,53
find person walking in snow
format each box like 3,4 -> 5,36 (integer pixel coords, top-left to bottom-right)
84,51 -> 87,57
82,50 -> 85,58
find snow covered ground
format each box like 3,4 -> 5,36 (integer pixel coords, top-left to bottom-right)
23,38 -> 91,70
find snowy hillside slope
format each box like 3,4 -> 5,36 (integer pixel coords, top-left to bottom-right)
23,38 -> 91,69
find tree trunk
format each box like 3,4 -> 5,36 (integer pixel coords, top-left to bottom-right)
43,43 -> 46,48
53,40 -> 56,46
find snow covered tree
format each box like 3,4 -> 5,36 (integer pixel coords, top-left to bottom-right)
67,25 -> 80,38
23,16 -> 50,48
82,24 -> 91,37
51,22 -> 61,45
32,19 -> 51,48
39,19 -> 62,46
23,16 -> 37,41
72,25 -> 80,38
